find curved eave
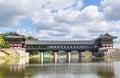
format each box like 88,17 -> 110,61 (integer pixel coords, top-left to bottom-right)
4,37 -> 25,39
98,36 -> 117,39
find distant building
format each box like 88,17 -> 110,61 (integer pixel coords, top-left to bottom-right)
4,33 -> 26,49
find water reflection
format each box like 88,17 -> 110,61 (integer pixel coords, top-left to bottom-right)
15,57 -> 29,64
24,63 -> 114,78
0,65 -> 25,78
10,65 -> 25,73
0,57 -> 120,78
29,57 -> 117,64
114,62 -> 120,78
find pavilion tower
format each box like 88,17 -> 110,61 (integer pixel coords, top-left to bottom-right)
96,33 -> 117,49
4,32 -> 26,49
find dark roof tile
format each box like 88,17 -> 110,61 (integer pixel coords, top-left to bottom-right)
98,33 -> 117,39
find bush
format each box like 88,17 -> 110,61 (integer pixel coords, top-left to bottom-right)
2,41 -> 10,48
30,51 -> 40,55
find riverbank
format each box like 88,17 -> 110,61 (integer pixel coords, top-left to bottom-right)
0,49 -> 17,64
0,48 -> 29,64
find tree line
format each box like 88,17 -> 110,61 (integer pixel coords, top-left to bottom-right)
0,32 -> 38,48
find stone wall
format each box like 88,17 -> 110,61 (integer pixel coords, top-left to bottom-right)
15,48 -> 29,57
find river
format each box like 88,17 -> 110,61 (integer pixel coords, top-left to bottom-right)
0,57 -> 120,78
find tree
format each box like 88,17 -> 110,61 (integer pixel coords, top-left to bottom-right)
0,34 -> 5,47
0,34 -> 3,45
2,32 -> 14,37
0,33 -> 10,48
4,41 -> 10,48
26,36 -> 38,40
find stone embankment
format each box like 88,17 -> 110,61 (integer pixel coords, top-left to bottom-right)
107,51 -> 120,58
0,48 -> 29,64
93,48 -> 120,57
0,48 -> 29,57
14,48 -> 29,57
101,48 -> 120,57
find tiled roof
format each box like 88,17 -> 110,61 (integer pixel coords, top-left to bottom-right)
25,40 -> 96,45
98,33 -> 117,39
5,36 -> 24,39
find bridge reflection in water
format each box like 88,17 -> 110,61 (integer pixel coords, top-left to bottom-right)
8,63 -> 115,78
1,58 -> 120,78
25,63 -> 114,78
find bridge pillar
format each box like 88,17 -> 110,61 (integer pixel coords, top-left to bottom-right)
79,52 -> 82,62
54,52 -> 58,63
92,52 -> 95,56
40,52 -> 44,63
79,52 -> 82,57
67,52 -> 71,63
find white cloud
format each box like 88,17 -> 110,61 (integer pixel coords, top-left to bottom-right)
0,0 -> 120,48
101,0 -> 120,20
0,0 -> 103,40
81,6 -> 103,21
41,0 -> 74,10
0,0 -> 24,26
54,10 -> 80,24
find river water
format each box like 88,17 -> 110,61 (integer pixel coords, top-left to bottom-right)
0,57 -> 120,78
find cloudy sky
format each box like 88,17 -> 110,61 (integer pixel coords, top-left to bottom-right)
0,0 -> 120,45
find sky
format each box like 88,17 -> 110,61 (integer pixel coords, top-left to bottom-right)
0,0 -> 120,47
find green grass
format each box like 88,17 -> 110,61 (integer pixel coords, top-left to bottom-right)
0,50 -> 10,56
30,54 -> 40,58
84,51 -> 92,55
0,49 -> 16,64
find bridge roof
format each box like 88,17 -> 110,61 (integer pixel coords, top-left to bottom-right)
4,32 -> 25,39
25,40 -> 96,45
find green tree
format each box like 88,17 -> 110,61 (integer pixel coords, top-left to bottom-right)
0,34 -> 5,47
0,34 -> 3,45
4,41 -> 10,48
0,33 -> 10,48
26,36 -> 38,40
2,32 -> 14,37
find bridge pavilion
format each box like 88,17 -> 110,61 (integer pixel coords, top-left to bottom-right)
25,33 -> 117,63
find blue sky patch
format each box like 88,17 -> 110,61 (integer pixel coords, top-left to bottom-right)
82,0 -> 102,10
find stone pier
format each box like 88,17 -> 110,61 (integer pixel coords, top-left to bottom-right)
67,52 -> 71,63
40,52 -> 44,63
54,52 -> 58,63
79,52 -> 82,62
79,52 -> 82,58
